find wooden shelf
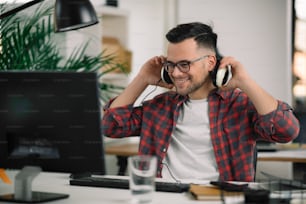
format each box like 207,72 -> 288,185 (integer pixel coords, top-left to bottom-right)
94,5 -> 129,47
95,6 -> 129,17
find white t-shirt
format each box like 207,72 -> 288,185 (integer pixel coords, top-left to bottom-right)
161,98 -> 219,181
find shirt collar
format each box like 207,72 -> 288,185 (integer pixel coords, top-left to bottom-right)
174,88 -> 232,102
209,88 -> 231,100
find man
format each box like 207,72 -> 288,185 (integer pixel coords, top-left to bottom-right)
102,22 -> 299,182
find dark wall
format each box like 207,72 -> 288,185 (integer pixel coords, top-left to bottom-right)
294,111 -> 306,143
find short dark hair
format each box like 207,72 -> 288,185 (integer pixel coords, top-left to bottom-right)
165,22 -> 218,52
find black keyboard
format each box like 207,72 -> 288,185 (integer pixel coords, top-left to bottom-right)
69,176 -> 190,193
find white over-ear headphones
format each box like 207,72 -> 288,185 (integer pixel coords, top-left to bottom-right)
216,65 -> 232,87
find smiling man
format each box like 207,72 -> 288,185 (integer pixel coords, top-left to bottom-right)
102,22 -> 300,182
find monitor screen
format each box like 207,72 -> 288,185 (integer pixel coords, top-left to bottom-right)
0,71 -> 105,175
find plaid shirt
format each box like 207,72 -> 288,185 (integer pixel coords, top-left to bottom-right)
102,89 -> 299,182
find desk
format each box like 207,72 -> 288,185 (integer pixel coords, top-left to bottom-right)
105,143 -> 138,175
2,170 -> 306,204
105,142 -> 306,180
105,143 -> 139,157
257,149 -> 306,181
258,149 -> 306,163
0,170 -> 241,204
106,143 -> 306,162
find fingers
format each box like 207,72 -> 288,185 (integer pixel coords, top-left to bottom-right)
156,78 -> 163,85
140,56 -> 169,86
218,56 -> 236,69
153,55 -> 166,66
158,80 -> 174,89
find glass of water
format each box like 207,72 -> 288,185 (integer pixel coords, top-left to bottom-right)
128,155 -> 157,204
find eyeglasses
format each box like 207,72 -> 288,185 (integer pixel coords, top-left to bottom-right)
163,55 -> 210,73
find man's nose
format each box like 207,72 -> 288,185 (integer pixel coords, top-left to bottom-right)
171,66 -> 184,76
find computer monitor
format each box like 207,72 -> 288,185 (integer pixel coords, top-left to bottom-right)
0,71 -> 105,175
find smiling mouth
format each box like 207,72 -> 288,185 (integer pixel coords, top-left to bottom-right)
174,78 -> 189,85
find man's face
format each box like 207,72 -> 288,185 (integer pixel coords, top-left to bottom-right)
166,38 -> 215,99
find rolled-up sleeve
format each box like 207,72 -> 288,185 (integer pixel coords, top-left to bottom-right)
254,101 -> 300,143
102,100 -> 142,138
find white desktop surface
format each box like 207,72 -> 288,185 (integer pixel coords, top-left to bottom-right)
257,149 -> 306,180
258,149 -> 306,159
0,170 -> 230,204
2,170 -> 306,204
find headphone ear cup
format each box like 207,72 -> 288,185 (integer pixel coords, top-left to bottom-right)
161,67 -> 173,84
216,65 -> 232,87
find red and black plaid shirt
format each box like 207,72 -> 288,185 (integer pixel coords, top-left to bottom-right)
102,89 -> 299,182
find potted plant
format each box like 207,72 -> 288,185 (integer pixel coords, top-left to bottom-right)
0,2 -> 126,105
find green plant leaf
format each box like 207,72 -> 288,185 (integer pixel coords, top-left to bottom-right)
0,2 -> 127,105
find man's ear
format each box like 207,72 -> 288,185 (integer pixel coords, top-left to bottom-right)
207,55 -> 217,71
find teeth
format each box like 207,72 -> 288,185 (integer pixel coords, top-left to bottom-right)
175,79 -> 188,83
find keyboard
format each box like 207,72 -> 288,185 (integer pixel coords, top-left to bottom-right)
69,176 -> 190,193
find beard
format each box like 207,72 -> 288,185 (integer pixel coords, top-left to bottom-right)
175,74 -> 211,96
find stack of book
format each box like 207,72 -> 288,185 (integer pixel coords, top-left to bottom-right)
189,184 -> 244,201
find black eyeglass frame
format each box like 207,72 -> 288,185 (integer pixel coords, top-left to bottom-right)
163,55 -> 210,73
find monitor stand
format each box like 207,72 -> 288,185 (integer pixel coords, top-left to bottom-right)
0,166 -> 69,203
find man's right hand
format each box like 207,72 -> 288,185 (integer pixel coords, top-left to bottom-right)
138,56 -> 173,89
109,56 -> 173,108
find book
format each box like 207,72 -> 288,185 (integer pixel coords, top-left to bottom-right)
189,184 -> 243,200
